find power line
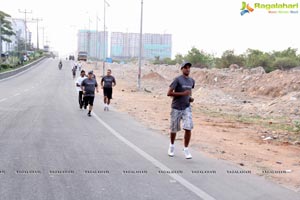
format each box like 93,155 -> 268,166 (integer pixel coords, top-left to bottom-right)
18,9 -> 32,52
31,18 -> 43,50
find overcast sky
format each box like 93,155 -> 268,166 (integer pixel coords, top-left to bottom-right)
1,0 -> 300,57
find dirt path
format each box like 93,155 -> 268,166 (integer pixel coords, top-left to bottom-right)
85,62 -> 300,191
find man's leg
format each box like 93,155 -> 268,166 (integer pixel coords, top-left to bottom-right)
184,130 -> 191,147
107,88 -> 112,105
89,105 -> 93,112
182,107 -> 193,159
87,97 -> 94,116
170,132 -> 176,145
168,109 -> 181,157
79,91 -> 83,108
83,96 -> 88,109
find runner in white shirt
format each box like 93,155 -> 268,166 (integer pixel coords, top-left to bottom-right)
78,61 -> 82,71
76,70 -> 87,109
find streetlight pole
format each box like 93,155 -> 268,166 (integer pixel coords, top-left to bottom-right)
138,0 -> 144,90
103,0 -> 110,76
87,17 -> 92,60
96,15 -> 101,69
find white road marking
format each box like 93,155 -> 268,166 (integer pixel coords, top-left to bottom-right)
14,93 -> 20,97
0,98 -> 7,103
24,89 -> 29,92
92,112 -> 216,200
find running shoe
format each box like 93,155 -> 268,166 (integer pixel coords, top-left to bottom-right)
168,144 -> 175,157
183,148 -> 192,159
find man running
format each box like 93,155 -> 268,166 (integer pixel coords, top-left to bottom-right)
167,62 -> 195,159
72,65 -> 76,79
101,69 -> 116,111
76,70 -> 87,109
78,61 -> 82,72
81,71 -> 99,117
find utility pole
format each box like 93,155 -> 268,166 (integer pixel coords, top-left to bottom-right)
0,20 -> 2,55
138,0 -> 144,90
32,18 -> 42,50
40,27 -> 45,49
103,0 -> 110,76
18,9 -> 32,52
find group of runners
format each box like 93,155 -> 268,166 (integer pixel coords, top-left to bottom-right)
73,61 -> 195,159
75,68 -> 116,117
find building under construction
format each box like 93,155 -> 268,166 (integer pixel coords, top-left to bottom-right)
77,30 -> 108,60
110,32 -> 172,60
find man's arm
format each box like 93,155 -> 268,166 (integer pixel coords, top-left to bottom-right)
167,78 -> 190,97
101,78 -> 104,88
113,77 -> 116,87
167,88 -> 191,97
95,82 -> 99,93
76,79 -> 80,87
81,80 -> 85,92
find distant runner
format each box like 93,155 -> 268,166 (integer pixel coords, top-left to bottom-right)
101,69 -> 116,111
72,65 -> 76,79
167,62 -> 195,159
75,70 -> 87,109
78,61 -> 82,71
81,71 -> 99,117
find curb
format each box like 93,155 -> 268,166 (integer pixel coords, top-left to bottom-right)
0,56 -> 46,80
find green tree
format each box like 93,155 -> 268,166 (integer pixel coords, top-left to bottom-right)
272,57 -> 299,71
162,57 -> 176,65
244,48 -> 273,68
0,11 -> 15,54
174,53 -> 184,64
217,50 -> 245,68
184,47 -> 214,68
272,47 -> 298,58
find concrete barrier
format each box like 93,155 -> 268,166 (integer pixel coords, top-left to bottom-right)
0,56 -> 46,80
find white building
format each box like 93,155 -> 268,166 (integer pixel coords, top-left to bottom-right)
2,18 -> 31,52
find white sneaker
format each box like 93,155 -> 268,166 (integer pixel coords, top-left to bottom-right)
107,105 -> 110,111
168,144 -> 175,157
183,148 -> 192,159
104,104 -> 108,111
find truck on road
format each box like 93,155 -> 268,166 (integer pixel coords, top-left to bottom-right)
77,51 -> 87,61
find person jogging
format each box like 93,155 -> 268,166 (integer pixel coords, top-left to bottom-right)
81,71 -> 99,117
75,70 -> 87,109
167,62 -> 195,159
101,69 -> 116,111
72,65 -> 76,79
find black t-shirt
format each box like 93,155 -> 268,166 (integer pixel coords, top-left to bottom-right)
81,78 -> 98,96
101,75 -> 116,88
170,75 -> 195,110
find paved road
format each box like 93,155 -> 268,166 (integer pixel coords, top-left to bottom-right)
0,59 -> 299,200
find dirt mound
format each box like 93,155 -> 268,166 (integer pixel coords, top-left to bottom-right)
246,70 -> 300,98
142,72 -> 166,81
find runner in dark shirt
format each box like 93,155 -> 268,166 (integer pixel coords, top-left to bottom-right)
81,71 -> 99,117
101,69 -> 116,111
167,62 -> 195,159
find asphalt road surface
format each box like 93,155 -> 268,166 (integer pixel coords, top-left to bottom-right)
0,59 -> 299,200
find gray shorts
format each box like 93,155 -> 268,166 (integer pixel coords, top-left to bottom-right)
170,107 -> 193,133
